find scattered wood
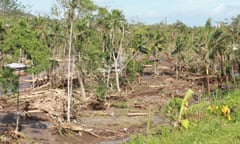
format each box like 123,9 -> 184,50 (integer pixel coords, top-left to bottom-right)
49,58 -> 63,62
148,85 -> 160,88
186,75 -> 217,81
20,92 -> 47,100
27,109 -> 43,113
21,79 -> 33,83
144,64 -> 153,68
127,113 -> 148,116
30,90 -> 46,95
33,82 -> 50,90
133,104 -> 145,109
61,123 -> 99,137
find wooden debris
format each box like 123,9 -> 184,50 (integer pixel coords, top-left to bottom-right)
148,85 -> 160,88
61,123 -> 99,137
26,109 -> 43,113
133,104 -> 145,109
127,113 -> 148,116
144,64 -> 153,68
33,83 -> 50,90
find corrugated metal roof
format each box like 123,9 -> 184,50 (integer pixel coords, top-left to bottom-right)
4,63 -> 29,69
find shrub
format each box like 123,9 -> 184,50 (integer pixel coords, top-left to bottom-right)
95,83 -> 108,102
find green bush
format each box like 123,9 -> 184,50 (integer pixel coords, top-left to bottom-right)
126,59 -> 144,83
163,97 -> 182,121
95,83 -> 108,102
0,67 -> 18,94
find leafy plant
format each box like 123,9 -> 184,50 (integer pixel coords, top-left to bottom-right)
95,83 -> 108,102
164,97 -> 182,121
178,89 -> 194,128
127,89 -> 240,144
126,59 -> 143,83
0,67 -> 18,94
208,105 -> 231,120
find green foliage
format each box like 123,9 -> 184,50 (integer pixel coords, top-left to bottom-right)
0,20 -> 5,40
95,83 -> 108,102
126,59 -> 143,83
0,0 -> 24,13
1,20 -> 51,74
127,89 -> 240,144
163,97 -> 182,121
181,119 -> 190,129
0,67 -> 18,94
178,89 -> 194,121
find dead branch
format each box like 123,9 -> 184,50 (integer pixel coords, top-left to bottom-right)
33,83 -> 50,90
61,123 -> 99,137
127,113 -> 148,116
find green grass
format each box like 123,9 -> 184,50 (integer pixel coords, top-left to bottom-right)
127,89 -> 240,144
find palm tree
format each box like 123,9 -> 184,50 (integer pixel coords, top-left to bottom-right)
192,19 -> 216,93
171,21 -> 190,79
54,0 -> 97,122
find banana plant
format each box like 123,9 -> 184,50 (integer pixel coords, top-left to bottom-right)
178,89 -> 194,129
171,21 -> 190,79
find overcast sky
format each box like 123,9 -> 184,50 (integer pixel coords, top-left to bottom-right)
18,0 -> 240,26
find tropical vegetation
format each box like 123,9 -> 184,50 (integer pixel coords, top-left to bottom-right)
0,0 -> 240,143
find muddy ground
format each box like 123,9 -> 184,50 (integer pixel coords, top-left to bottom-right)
0,60 -> 216,144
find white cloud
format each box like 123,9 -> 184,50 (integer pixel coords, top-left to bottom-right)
212,4 -> 225,16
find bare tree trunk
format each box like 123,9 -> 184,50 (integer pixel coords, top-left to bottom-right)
15,48 -> 22,133
75,51 -> 86,99
32,73 -> 35,88
79,75 -> 86,98
107,66 -> 111,88
76,70 -> 86,99
67,21 -> 73,122
176,56 -> 179,80
206,64 -> 210,94
114,22 -> 125,92
114,55 -> 121,92
153,60 -> 157,75
70,57 -> 74,100
15,69 -> 20,133
30,58 -> 35,88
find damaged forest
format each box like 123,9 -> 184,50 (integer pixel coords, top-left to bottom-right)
1,0 -> 240,144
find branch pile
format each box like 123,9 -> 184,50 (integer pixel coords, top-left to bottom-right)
21,89 -> 67,122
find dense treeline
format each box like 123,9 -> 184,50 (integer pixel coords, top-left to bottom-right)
0,0 -> 240,100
